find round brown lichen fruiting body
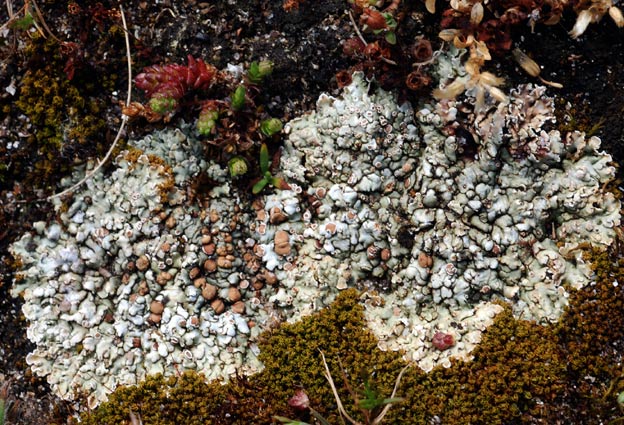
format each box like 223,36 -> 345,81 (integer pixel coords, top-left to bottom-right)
202,284 -> 217,301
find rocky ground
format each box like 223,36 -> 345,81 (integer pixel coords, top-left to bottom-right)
0,0 -> 623,423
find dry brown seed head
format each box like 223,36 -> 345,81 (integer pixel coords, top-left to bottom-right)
512,48 -> 540,77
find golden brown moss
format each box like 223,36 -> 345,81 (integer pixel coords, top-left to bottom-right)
121,149 -> 176,203
80,372 -> 260,425
557,248 -> 624,376
547,246 -> 624,421
554,95 -> 610,139
254,289 -> 407,423
387,304 -> 567,424
11,36 -> 108,189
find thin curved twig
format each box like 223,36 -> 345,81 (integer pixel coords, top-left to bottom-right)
348,10 -> 368,48
319,350 -> 362,425
46,2 -> 132,201
30,0 -> 62,42
371,364 -> 409,425
347,10 -> 398,67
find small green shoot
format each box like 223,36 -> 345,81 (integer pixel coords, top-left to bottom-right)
259,141 -> 270,173
275,351 -> 408,425
252,143 -> 289,194
319,350 -> 408,425
247,60 -> 274,85
260,118 -> 283,137
230,85 -> 246,111
228,156 -> 248,177
357,380 -> 404,412
8,12 -> 34,30
197,108 -> 220,136
587,116 -> 606,137
149,96 -> 178,114
373,13 -> 397,45
384,30 -> 396,45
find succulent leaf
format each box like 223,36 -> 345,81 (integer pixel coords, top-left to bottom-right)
260,118 -> 283,137
259,143 -> 270,174
231,85 -> 246,111
252,177 -> 269,194
228,156 -> 248,177
248,60 -> 274,85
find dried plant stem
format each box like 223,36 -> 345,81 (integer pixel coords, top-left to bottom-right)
5,0 -> 13,17
30,0 -> 62,42
319,349 -> 409,425
346,10 -> 398,66
319,350 -> 362,425
46,2 -> 132,201
348,10 -> 368,47
371,364 -> 409,425
0,1 -> 26,33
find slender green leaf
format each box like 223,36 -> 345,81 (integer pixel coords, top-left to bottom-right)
259,143 -> 270,174
8,12 -> 34,30
382,13 -> 398,29
252,178 -> 269,194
